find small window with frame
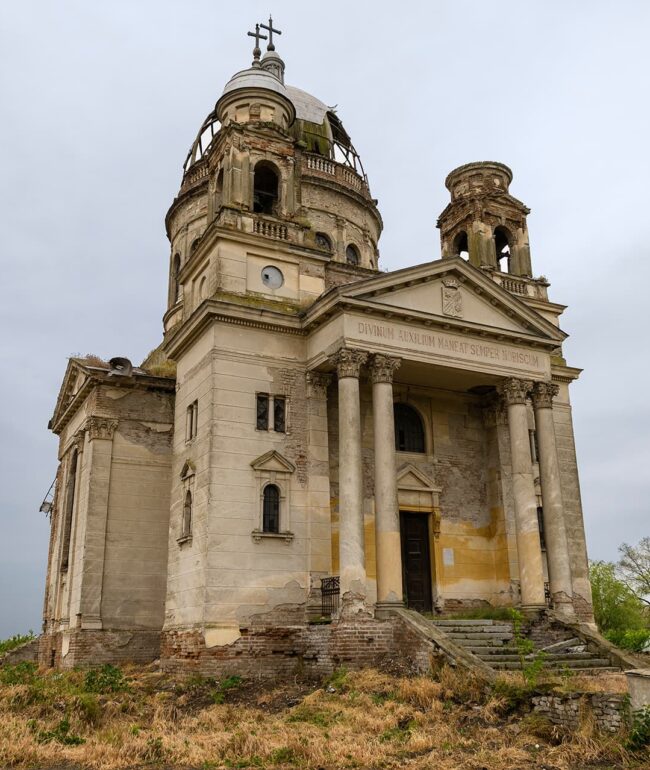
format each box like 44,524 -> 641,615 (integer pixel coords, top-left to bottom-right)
256,393 -> 269,430
262,484 -> 280,533
273,397 -> 286,433
256,393 -> 287,433
186,400 -> 198,442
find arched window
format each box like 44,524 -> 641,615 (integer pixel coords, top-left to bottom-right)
315,232 -> 332,251
253,162 -> 279,215
172,253 -> 182,303
452,230 -> 469,259
262,484 -> 280,533
346,243 -> 360,265
494,226 -> 511,273
60,450 -> 78,570
394,404 -> 426,453
182,490 -> 192,539
190,238 -> 201,254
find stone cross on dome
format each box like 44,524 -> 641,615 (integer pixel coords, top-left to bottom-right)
260,16 -> 282,52
247,23 -> 267,65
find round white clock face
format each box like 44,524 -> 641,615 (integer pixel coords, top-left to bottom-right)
261,265 -> 284,289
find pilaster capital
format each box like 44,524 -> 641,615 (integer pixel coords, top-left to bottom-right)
329,347 -> 368,379
306,370 -> 332,398
86,416 -> 118,441
531,381 -> 559,409
497,377 -> 533,406
369,354 -> 401,384
71,429 -> 86,454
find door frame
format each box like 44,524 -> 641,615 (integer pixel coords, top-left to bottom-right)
396,463 -> 443,609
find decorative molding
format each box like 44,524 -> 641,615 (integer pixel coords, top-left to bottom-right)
86,417 -> 118,441
306,371 -> 332,398
442,277 -> 463,318
250,450 -> 296,474
251,530 -> 295,544
369,354 -> 401,384
497,377 -> 533,406
329,347 -> 368,379
531,381 -> 559,409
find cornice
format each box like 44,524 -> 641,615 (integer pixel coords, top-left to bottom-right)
551,364 -> 582,383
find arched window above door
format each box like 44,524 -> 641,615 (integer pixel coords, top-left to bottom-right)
394,403 -> 426,453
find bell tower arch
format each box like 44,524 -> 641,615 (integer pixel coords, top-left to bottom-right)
437,161 -> 533,277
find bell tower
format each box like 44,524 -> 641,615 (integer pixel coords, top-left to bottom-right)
437,161 -> 533,277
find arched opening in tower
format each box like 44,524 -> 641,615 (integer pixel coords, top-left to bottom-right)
452,230 -> 469,259
253,162 -> 279,215
494,226 -> 512,273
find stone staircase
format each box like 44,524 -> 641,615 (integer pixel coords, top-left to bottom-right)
429,618 -> 620,674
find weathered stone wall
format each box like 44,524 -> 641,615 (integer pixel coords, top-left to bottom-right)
532,692 -> 628,733
0,638 -> 39,666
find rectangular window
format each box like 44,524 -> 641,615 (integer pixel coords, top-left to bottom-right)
186,400 -> 198,441
273,397 -> 286,433
529,429 -> 539,464
256,393 -> 269,430
537,506 -> 546,550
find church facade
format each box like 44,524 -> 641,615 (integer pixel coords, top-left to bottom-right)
39,26 -> 593,671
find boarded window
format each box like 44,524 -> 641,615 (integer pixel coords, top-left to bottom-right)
263,484 -> 280,533
186,400 -> 198,441
274,397 -> 286,433
182,490 -> 193,538
394,403 -> 426,453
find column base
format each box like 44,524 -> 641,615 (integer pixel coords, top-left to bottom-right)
374,600 -> 404,619
520,604 -> 546,620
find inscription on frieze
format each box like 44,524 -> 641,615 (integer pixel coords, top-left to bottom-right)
351,319 -> 546,373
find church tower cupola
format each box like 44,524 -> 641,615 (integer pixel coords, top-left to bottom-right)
437,161 -> 533,278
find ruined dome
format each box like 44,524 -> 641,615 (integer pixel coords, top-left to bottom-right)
183,62 -> 366,181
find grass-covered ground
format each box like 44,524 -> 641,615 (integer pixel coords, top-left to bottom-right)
0,660 -> 645,769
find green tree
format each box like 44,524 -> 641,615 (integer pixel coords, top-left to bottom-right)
618,537 -> 650,607
589,560 -> 646,632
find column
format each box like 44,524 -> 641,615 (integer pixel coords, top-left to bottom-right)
78,417 -> 117,629
498,378 -> 546,611
370,354 -> 403,611
532,381 -> 574,617
330,347 -> 368,604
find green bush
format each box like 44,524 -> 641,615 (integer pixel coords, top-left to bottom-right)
605,628 -> 650,652
627,705 -> 650,752
84,664 -> 128,694
589,561 -> 647,632
0,631 -> 36,655
0,661 -> 38,685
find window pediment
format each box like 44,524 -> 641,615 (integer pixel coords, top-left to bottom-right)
250,450 -> 296,474
396,463 -> 440,493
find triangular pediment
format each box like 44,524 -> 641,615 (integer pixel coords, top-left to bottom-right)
49,358 -> 97,433
250,450 -> 296,474
333,258 -> 564,343
396,463 -> 440,492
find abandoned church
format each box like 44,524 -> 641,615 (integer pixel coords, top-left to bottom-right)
38,22 -> 605,676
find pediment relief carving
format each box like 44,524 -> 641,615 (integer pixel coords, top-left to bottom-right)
250,450 -> 296,474
396,463 -> 440,492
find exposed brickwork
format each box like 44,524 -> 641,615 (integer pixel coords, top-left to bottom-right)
38,630 -> 160,669
160,616 -> 434,678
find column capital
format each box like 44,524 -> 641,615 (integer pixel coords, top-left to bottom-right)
86,416 -> 118,441
306,370 -> 332,398
329,347 -> 368,379
498,377 -> 533,406
369,354 -> 401,384
531,381 -> 559,409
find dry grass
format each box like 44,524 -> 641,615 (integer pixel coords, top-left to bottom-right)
0,663 -> 643,770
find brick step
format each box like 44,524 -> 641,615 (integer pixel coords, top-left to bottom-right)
434,624 -> 513,635
473,652 -> 602,663
447,632 -> 513,641
489,658 -> 613,670
454,637 -> 508,650
431,619 -> 500,627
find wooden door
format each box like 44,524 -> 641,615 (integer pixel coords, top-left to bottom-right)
400,512 -> 433,612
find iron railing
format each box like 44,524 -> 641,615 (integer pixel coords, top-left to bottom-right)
321,576 -> 340,616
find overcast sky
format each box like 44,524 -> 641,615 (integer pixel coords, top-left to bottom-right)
1,1 -> 648,639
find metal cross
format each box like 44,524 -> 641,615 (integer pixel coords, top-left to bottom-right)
247,23 -> 267,62
260,15 -> 281,51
